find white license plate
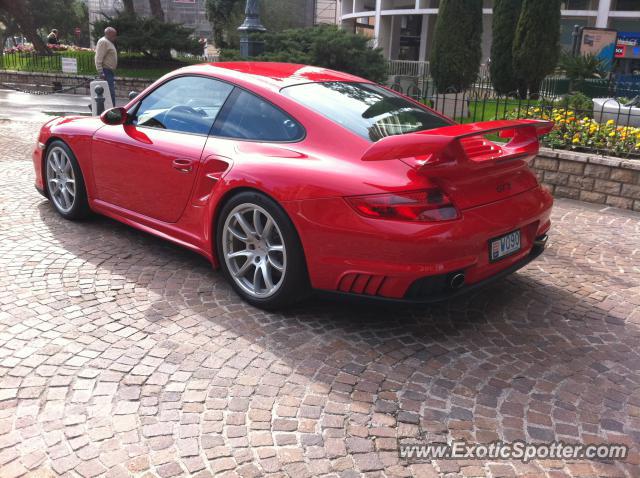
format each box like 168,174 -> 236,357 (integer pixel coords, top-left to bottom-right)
490,230 -> 521,261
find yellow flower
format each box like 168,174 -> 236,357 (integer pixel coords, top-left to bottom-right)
609,131 -> 616,137
607,119 -> 615,126
572,138 -> 580,144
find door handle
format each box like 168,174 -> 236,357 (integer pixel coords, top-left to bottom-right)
172,158 -> 193,173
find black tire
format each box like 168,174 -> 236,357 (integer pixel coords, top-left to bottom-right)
216,191 -> 310,310
44,140 -> 91,220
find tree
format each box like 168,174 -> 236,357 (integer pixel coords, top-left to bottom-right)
0,0 -> 48,53
149,0 -> 165,21
0,0 -> 88,51
558,52 -> 605,93
430,0 -> 483,93
205,0 -> 242,48
490,0 -> 522,95
93,13 -> 201,59
512,0 -> 561,98
122,0 -> 135,15
220,26 -> 387,83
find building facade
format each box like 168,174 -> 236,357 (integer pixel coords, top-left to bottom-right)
338,0 -> 640,62
87,0 -> 338,45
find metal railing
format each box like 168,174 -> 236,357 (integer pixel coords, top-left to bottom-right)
387,60 -> 430,77
0,51 -> 206,77
388,70 -> 640,159
387,61 -> 490,80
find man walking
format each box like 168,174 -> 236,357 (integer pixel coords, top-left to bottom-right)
95,27 -> 118,106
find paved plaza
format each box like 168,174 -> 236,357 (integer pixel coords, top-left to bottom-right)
0,119 -> 639,477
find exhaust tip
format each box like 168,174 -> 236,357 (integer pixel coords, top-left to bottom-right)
534,234 -> 548,247
450,273 -> 465,290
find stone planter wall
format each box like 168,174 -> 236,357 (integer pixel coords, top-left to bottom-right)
0,70 -> 153,98
531,148 -> 640,211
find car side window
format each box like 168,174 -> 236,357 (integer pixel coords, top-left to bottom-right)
132,76 -> 234,135
211,89 -> 304,142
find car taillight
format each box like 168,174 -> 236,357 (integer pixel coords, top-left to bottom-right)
346,188 -> 459,222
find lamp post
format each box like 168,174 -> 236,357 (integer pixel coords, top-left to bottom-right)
238,0 -> 266,58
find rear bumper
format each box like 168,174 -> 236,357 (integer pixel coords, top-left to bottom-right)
284,185 -> 553,300
317,234 -> 547,304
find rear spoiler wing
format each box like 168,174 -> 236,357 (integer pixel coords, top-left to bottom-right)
361,119 -> 554,166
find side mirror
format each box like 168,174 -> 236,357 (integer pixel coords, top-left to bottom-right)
128,91 -> 138,100
100,107 -> 128,126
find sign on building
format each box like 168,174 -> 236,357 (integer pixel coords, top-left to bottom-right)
61,57 -> 78,74
615,32 -> 640,60
580,28 -> 617,72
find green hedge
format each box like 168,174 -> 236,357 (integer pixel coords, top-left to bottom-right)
0,50 -> 201,79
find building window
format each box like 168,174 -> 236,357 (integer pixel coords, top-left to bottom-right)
612,0 -> 640,11
399,15 -> 422,60
560,17 -> 596,50
610,19 -> 640,33
355,16 -> 375,38
561,0 -> 599,9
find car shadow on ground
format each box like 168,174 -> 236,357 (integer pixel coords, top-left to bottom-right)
35,200 -> 640,473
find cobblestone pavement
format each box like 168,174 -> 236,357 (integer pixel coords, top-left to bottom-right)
0,120 -> 639,478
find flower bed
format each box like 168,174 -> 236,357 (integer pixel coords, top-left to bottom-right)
507,105 -> 640,159
3,43 -> 93,54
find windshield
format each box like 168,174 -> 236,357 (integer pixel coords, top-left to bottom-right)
281,82 -> 451,142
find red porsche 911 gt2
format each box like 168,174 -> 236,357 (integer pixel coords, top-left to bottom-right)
33,62 -> 553,309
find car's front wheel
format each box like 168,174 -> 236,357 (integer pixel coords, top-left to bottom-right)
44,140 -> 90,220
216,191 -> 310,309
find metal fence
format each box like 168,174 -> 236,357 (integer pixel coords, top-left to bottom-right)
0,51 -> 207,76
386,68 -> 640,159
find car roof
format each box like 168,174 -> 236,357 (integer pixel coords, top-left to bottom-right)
173,62 -> 369,93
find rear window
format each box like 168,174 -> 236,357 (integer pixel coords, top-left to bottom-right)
281,82 -> 450,142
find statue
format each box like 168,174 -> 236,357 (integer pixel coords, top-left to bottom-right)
238,0 -> 266,33
244,0 -> 259,16
238,0 -> 266,57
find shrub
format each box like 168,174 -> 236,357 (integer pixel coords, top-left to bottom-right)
430,0 -> 483,93
490,0 -> 523,95
557,92 -> 593,115
558,52 -> 606,81
93,13 -> 201,59
220,26 -> 387,83
512,0 -> 561,98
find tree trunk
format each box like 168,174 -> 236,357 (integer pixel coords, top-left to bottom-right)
529,80 -> 541,100
213,24 -> 226,49
122,0 -> 135,15
517,82 -> 528,100
0,0 -> 49,54
149,0 -> 165,21
24,30 -> 48,54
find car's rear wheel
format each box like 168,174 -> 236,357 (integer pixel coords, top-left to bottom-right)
45,140 -> 90,220
217,191 -> 310,309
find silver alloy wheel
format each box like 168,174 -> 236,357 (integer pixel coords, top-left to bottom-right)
46,146 -> 76,213
222,203 -> 287,299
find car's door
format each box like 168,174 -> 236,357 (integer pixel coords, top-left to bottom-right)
91,75 -> 234,223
